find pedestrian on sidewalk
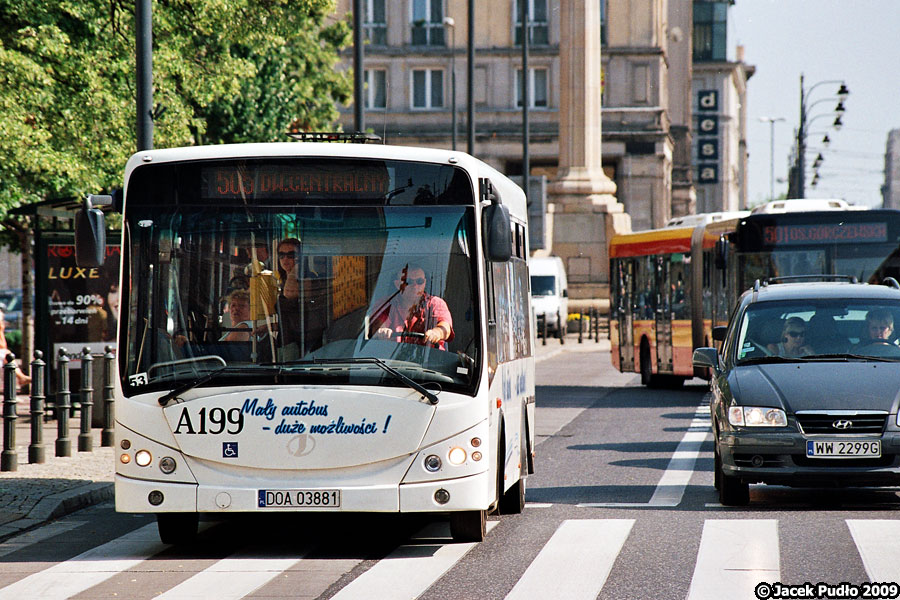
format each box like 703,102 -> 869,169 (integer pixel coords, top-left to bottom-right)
0,303 -> 31,390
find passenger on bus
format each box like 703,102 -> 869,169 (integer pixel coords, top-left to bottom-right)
766,317 -> 813,357
273,238 -> 326,356
370,263 -> 454,350
220,289 -> 253,342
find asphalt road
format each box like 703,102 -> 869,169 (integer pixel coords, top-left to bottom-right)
2,347 -> 900,600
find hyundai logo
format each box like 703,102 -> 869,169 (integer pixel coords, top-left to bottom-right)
832,420 -> 853,430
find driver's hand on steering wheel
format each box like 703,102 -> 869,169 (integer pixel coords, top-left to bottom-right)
424,327 -> 444,345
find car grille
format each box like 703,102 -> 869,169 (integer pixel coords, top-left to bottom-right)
796,412 -> 887,435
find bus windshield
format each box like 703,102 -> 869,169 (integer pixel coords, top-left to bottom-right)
121,159 -> 480,397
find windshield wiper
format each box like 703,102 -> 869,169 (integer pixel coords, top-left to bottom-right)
737,355 -> 802,366
311,357 -> 439,405
157,366 -> 274,406
799,353 -> 899,363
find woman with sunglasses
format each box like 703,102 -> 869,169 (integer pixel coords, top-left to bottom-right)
767,316 -> 813,357
370,263 -> 454,350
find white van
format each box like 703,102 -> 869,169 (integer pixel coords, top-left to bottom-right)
530,256 -> 568,333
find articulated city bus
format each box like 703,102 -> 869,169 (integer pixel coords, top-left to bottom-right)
76,137 -> 535,543
609,202 -> 900,387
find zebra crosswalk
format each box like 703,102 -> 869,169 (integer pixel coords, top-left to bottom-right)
0,516 -> 897,599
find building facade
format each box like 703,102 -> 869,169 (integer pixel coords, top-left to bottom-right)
333,0 -> 752,271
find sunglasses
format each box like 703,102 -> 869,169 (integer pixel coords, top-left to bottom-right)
785,330 -> 805,338
278,251 -> 295,259
402,277 -> 426,285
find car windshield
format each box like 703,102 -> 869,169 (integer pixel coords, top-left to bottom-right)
734,297 -> 900,363
530,275 -> 555,296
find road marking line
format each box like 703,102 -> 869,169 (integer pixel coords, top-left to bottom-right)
580,402 -> 710,508
0,523 -> 166,600
847,519 -> 900,581
505,519 -> 634,600
154,553 -> 307,600
686,519 -> 779,600
330,521 -> 498,599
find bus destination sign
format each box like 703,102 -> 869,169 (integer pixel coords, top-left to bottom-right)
203,165 -> 390,199
763,222 -> 888,246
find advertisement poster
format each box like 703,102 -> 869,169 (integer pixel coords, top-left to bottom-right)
46,243 -> 121,367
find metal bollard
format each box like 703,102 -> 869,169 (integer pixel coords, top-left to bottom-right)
78,347 -> 94,452
540,313 -> 547,345
593,307 -> 600,342
2,353 -> 18,471
56,348 -> 71,457
578,312 -> 584,343
28,351 -> 46,464
101,345 -> 115,447
558,311 -> 565,345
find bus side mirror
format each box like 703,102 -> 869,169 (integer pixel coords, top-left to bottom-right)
484,203 -> 512,262
75,194 -> 111,267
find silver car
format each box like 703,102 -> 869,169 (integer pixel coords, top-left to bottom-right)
694,277 -> 900,505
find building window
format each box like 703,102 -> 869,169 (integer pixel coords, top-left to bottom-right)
412,69 -> 444,109
365,69 -> 387,109
411,0 -> 445,46
514,0 -> 549,46
600,0 -> 607,46
516,68 -> 548,108
693,1 -> 728,62
364,0 -> 387,46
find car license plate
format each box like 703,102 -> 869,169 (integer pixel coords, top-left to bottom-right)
806,440 -> 881,458
257,489 -> 341,508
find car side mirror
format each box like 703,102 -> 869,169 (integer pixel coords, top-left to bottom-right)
712,326 -> 727,342
692,347 -> 719,370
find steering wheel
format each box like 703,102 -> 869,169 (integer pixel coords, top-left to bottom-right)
745,338 -> 772,356
397,331 -> 426,340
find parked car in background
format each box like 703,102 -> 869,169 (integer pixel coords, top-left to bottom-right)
0,289 -> 22,334
693,276 -> 900,506
530,256 -> 568,334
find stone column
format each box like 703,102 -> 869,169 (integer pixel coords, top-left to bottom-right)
546,0 -> 630,308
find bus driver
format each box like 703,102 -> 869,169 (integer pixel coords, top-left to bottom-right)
370,264 -> 454,350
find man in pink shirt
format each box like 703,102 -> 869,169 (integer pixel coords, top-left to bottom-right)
370,264 -> 454,350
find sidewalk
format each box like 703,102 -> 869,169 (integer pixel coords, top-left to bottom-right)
0,330 -> 610,542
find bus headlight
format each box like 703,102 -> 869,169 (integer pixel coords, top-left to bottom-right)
135,449 -> 153,467
159,456 -> 177,474
424,455 -> 442,472
448,447 -> 467,465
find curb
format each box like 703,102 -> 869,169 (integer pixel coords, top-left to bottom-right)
0,482 -> 114,542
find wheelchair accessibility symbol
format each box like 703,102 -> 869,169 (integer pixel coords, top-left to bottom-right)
222,442 -> 239,458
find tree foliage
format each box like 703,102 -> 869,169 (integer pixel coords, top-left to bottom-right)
0,0 -> 351,248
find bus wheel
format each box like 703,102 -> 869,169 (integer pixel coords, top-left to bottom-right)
499,475 -> 526,514
449,510 -> 486,543
157,513 -> 199,545
640,344 -> 652,386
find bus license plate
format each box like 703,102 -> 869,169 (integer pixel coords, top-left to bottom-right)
258,489 -> 341,508
806,440 -> 881,458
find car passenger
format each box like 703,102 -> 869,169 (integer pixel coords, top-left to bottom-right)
766,316 -> 813,357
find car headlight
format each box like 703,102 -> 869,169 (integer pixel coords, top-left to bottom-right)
728,405 -> 787,427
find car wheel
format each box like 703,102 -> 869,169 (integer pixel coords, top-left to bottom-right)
718,467 -> 749,506
713,443 -> 722,491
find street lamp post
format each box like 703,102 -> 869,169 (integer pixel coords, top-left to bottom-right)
794,74 -> 849,198
443,17 -> 457,150
759,116 -> 785,201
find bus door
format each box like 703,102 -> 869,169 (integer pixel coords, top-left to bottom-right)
654,255 -> 674,373
616,259 -> 635,372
